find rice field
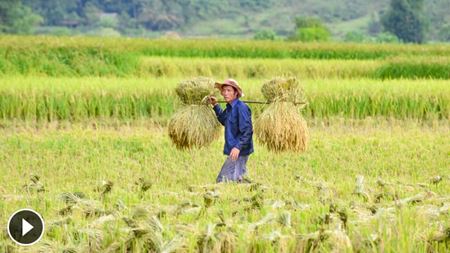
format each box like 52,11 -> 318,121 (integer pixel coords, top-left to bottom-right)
2,36 -> 450,59
138,56 -> 450,79
0,36 -> 449,252
0,123 -> 448,252
1,36 -> 449,79
0,77 -> 448,123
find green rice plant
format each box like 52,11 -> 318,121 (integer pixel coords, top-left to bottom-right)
2,36 -> 449,60
137,57 -> 381,79
374,56 -> 450,79
0,80 -> 178,123
0,77 -> 448,122
0,45 -> 139,77
302,79 -> 450,120
1,36 -> 449,80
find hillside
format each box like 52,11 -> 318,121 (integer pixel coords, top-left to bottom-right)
8,0 -> 448,41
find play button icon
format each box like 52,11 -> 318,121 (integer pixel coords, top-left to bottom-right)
7,209 -> 44,246
22,219 -> 34,236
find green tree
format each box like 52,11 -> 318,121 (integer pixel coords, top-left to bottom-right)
296,27 -> 330,42
83,2 -> 101,27
289,16 -> 331,42
294,16 -> 325,29
23,0 -> 77,26
0,0 -> 42,34
367,12 -> 382,35
381,0 -> 427,43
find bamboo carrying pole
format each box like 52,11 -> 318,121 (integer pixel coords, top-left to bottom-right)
218,100 -> 307,105
202,96 -> 307,106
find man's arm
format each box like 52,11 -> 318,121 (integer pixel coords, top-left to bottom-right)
208,96 -> 227,126
213,104 -> 227,126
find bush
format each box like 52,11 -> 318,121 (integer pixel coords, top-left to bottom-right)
253,30 -> 276,40
289,16 -> 331,42
295,27 -> 330,42
344,31 -> 366,42
376,32 -> 399,43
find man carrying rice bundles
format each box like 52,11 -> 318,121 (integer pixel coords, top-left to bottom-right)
208,79 -> 254,183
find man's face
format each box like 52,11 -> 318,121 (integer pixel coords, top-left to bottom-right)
221,85 -> 238,103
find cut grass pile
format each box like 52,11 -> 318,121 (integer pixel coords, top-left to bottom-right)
255,77 -> 309,152
168,77 -> 220,149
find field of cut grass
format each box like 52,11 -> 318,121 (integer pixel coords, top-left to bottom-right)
0,123 -> 449,252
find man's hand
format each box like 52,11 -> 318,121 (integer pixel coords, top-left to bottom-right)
230,147 -> 240,161
208,96 -> 218,106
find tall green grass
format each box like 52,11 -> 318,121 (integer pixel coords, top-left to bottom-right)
1,36 -> 449,79
138,56 -> 450,79
2,36 -> 449,60
1,51 -> 449,79
374,56 -> 450,79
0,46 -> 138,76
137,57 -> 381,79
0,77 -> 447,122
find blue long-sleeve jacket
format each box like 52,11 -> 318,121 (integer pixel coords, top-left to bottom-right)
213,99 -> 254,156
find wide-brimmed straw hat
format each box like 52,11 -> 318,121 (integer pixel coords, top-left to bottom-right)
214,79 -> 244,98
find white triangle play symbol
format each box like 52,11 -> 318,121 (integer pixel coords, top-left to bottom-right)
22,219 -> 33,236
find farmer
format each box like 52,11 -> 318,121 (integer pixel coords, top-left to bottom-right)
208,79 -> 254,183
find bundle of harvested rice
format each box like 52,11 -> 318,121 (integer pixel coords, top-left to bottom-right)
168,105 -> 220,149
168,77 -> 220,149
261,77 -> 306,104
255,102 -> 308,152
255,77 -> 308,152
175,77 -> 216,104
